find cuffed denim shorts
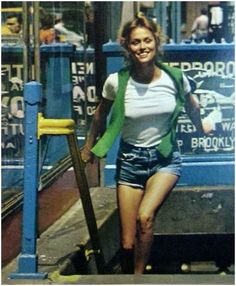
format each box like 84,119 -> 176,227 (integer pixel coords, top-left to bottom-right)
115,140 -> 182,189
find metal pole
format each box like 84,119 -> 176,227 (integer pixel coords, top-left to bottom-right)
36,114 -> 106,273
22,2 -> 31,82
154,2 -> 168,38
134,2 -> 140,14
171,2 -> 182,43
33,1 -> 40,82
67,133 -> 105,274
10,82 -> 47,279
83,3 -> 88,138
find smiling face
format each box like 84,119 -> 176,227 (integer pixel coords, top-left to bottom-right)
127,27 -> 157,65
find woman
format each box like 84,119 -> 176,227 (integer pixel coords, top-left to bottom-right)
81,13 -> 212,274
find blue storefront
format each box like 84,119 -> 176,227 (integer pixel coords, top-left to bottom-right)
1,41 -> 235,195
102,41 -> 235,187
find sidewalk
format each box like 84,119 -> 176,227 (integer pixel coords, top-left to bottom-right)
2,187 -> 234,285
2,187 -> 118,284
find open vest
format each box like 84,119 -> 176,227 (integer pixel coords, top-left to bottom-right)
91,62 -> 185,159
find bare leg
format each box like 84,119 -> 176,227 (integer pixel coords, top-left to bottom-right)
117,184 -> 143,273
134,172 -> 179,274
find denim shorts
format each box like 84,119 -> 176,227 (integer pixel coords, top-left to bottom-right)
115,140 -> 182,189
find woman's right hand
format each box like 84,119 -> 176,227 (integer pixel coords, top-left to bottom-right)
80,145 -> 94,164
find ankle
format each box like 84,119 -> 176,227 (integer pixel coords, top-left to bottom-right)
120,247 -> 134,274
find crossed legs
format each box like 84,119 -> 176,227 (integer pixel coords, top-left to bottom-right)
117,172 -> 179,274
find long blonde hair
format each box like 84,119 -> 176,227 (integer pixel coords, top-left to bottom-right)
118,12 -> 165,52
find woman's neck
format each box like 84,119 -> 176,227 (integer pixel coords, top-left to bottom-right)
131,62 -> 161,84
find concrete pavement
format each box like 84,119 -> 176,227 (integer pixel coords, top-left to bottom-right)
2,187 -> 234,285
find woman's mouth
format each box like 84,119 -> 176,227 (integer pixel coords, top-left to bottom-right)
138,52 -> 149,58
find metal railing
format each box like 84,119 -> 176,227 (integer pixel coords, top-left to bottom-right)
10,81 -> 105,279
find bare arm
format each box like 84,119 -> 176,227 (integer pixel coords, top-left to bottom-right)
185,93 -> 213,134
81,98 -> 113,162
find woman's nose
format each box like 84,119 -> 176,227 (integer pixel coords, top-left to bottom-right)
139,41 -> 146,49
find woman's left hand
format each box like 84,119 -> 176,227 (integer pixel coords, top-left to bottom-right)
202,108 -> 222,134
202,118 -> 214,134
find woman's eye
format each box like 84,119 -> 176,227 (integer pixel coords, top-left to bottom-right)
130,38 -> 153,46
131,40 -> 139,45
145,38 -> 152,43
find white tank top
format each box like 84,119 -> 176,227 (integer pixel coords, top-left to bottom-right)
102,70 -> 191,147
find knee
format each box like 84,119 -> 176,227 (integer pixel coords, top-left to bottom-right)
137,212 -> 154,234
121,239 -> 134,250
121,233 -> 135,249
122,242 -> 134,250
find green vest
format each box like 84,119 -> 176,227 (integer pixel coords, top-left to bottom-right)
91,62 -> 185,159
